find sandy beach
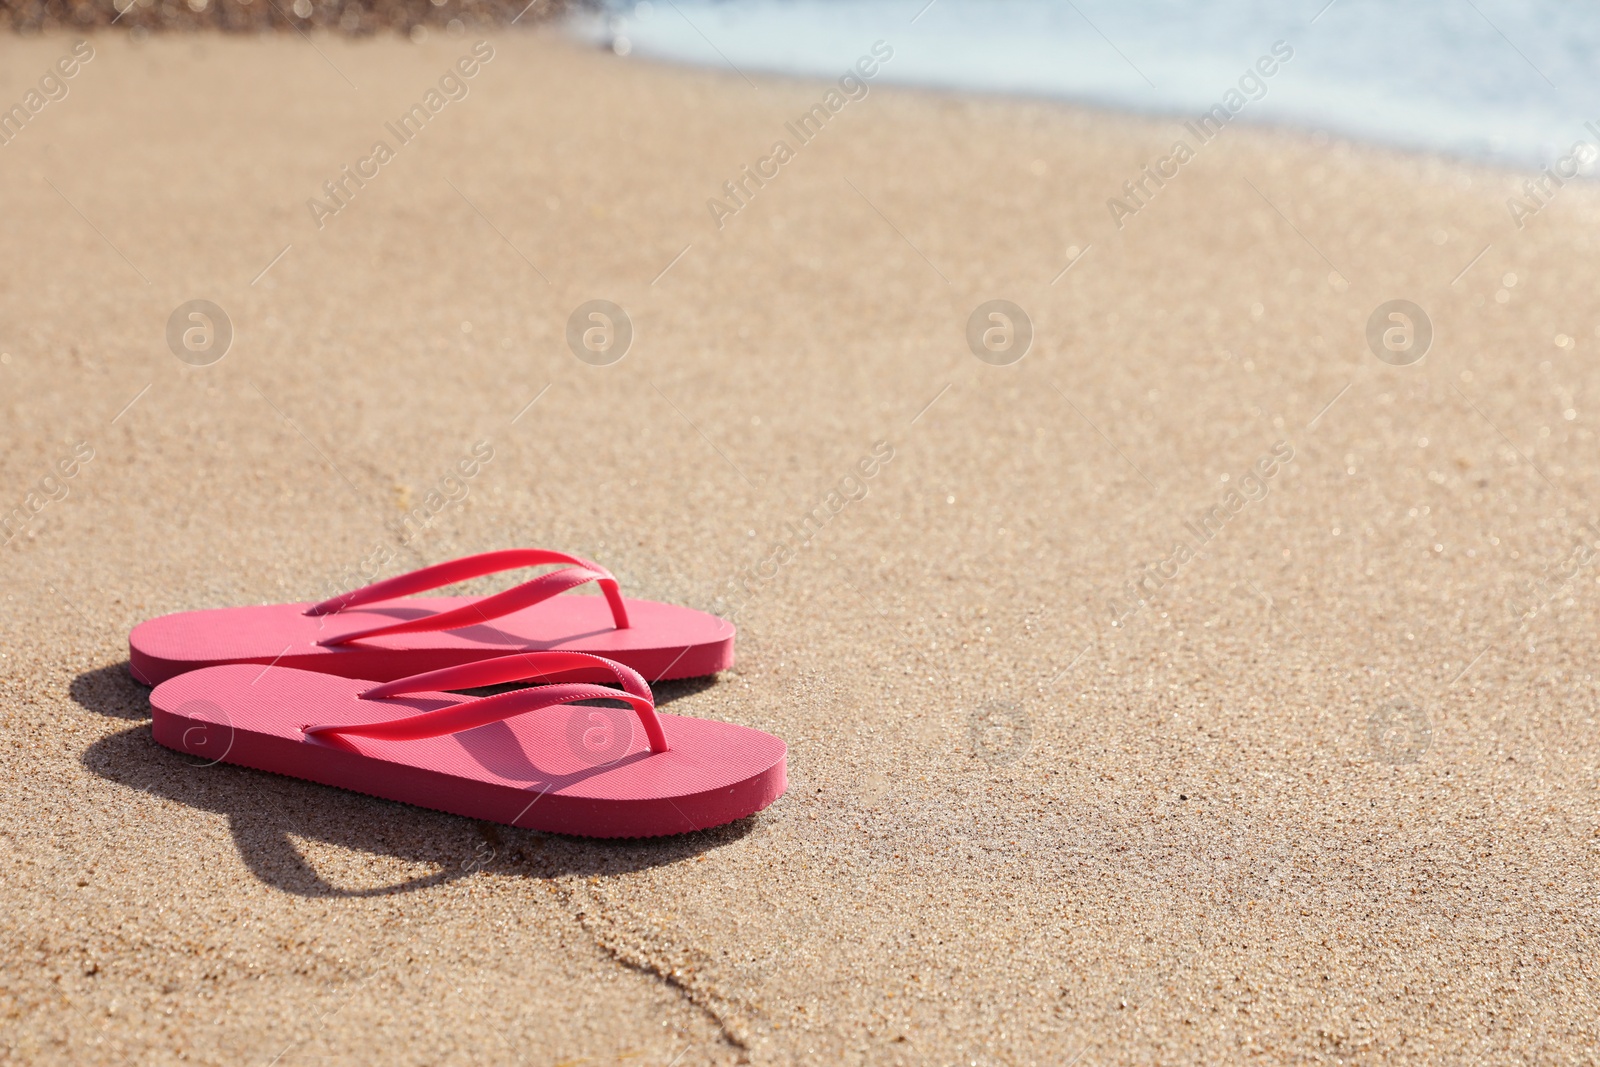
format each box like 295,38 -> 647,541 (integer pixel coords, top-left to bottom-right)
3,27 -> 1600,1065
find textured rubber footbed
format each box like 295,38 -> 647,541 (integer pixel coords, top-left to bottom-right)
129,595 -> 734,686
149,664 -> 786,839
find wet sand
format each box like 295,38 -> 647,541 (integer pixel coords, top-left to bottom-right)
3,28 -> 1599,1066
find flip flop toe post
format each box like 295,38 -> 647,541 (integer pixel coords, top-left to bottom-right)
149,652 -> 785,838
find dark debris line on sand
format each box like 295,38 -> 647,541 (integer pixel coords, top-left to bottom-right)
3,0 -> 578,35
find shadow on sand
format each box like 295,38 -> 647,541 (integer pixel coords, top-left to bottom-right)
72,663 -> 751,899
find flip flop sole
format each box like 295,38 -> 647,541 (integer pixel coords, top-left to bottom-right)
131,596 -> 733,686
150,664 -> 785,839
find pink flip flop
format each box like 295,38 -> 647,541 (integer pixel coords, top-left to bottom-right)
149,651 -> 785,838
129,549 -> 733,686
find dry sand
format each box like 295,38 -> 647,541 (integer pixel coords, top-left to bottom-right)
3,27 -> 1600,1067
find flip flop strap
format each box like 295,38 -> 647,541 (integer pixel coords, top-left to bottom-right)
304,652 -> 666,751
304,683 -> 665,750
308,549 -> 630,646
364,650 -> 651,702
